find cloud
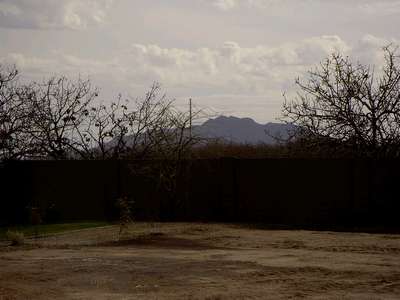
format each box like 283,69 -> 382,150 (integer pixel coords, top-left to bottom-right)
0,0 -> 114,30
1,35 -> 372,93
211,0 -> 237,10
204,0 -> 400,16
203,0 -> 315,11
1,35 -> 385,88
1,34 -> 396,121
116,35 -> 351,94
360,1 -> 400,16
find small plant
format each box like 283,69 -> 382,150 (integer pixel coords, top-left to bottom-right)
29,207 -> 42,239
116,196 -> 134,240
6,230 -> 25,246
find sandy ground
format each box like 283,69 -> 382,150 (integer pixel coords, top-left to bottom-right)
0,223 -> 399,299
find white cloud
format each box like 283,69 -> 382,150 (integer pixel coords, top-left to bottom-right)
0,0 -> 114,30
1,34 -> 397,122
211,0 -> 237,11
9,35 -> 377,89
1,34 -> 389,92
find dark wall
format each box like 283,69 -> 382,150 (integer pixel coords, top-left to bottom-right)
1,159 -> 399,228
1,160 -> 119,224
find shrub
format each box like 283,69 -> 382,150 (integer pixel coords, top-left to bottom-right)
6,230 -> 25,246
116,196 -> 135,240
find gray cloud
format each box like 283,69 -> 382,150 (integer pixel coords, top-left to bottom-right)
205,0 -> 400,14
1,34 -> 395,122
0,0 -> 399,122
0,0 -> 114,30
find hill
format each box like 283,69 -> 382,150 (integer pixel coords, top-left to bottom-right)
193,116 -> 295,144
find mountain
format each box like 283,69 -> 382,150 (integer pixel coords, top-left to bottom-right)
108,116 -> 296,150
193,116 -> 296,144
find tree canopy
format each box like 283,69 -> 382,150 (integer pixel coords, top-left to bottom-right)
0,66 -> 199,161
282,46 -> 400,157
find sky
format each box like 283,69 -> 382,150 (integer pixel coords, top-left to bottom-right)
0,0 -> 399,123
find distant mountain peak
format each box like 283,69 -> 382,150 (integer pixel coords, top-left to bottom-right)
194,115 -> 295,144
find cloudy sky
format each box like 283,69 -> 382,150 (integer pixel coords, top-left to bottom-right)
1,0 -> 399,123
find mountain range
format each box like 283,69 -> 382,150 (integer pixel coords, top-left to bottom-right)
193,116 -> 296,144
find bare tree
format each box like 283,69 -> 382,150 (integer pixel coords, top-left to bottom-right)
79,83 -> 195,160
125,91 -> 206,220
122,83 -> 182,159
16,78 -> 173,160
0,65 -> 203,163
282,45 -> 400,157
0,65 -> 32,159
76,96 -> 131,160
25,76 -> 98,159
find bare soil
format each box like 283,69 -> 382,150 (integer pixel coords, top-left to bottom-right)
0,223 -> 399,299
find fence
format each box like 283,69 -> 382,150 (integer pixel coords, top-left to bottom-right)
1,159 -> 399,228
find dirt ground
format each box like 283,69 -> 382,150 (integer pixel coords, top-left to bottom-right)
0,223 -> 399,299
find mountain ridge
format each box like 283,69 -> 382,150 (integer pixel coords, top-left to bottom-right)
193,115 -> 295,144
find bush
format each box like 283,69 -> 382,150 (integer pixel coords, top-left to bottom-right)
116,196 -> 134,240
6,230 -> 25,246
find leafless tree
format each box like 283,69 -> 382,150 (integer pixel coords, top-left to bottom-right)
76,96 -> 131,160
0,65 -> 32,159
0,65 -> 203,164
25,76 -> 98,159
125,91 -> 206,220
282,45 -> 400,157
79,82 -> 198,160
122,83 -> 184,160
148,104 -> 201,202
